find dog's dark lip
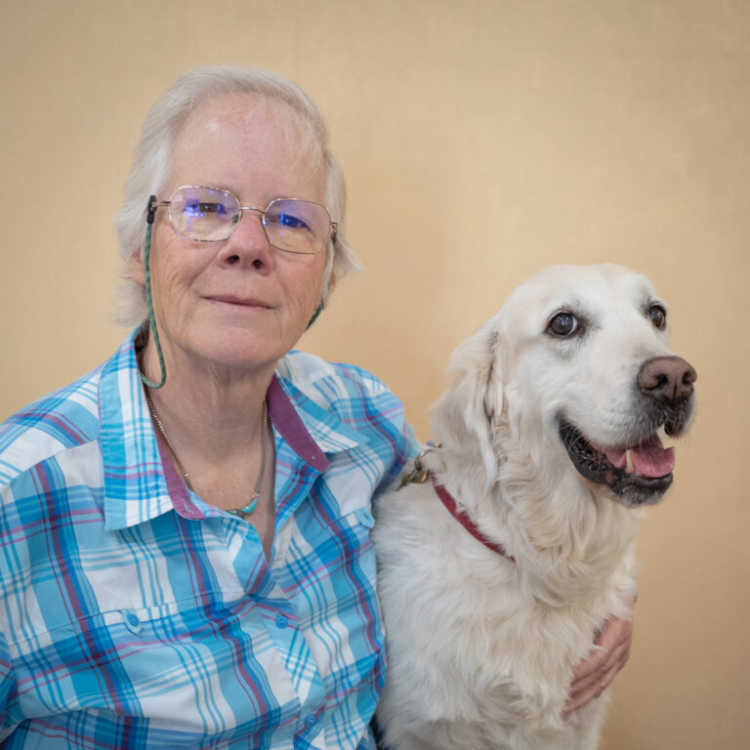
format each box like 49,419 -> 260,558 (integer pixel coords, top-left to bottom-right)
558,419 -> 673,506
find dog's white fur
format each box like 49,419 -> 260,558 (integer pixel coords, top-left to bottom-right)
374,264 -> 695,750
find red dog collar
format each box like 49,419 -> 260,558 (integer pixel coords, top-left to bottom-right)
432,478 -> 515,563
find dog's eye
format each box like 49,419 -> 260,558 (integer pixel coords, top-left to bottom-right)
546,312 -> 579,337
648,304 -> 667,330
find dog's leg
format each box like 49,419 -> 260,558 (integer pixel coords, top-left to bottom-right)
567,692 -> 608,750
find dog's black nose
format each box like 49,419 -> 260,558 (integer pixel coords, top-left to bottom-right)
638,356 -> 697,404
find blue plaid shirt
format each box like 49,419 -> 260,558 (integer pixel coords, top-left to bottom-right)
0,331 -> 418,749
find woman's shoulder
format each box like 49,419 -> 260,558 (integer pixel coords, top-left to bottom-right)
275,351 -> 420,476
0,365 -> 104,487
277,350 -> 396,400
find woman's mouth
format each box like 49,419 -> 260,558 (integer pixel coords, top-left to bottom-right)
205,294 -> 272,308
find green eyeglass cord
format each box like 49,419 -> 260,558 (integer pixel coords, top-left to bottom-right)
140,213 -> 168,389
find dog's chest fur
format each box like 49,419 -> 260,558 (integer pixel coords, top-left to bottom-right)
374,454 -> 639,750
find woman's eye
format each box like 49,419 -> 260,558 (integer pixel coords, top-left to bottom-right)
648,304 -> 667,330
546,312 -> 579,337
276,213 -> 309,231
184,201 -> 226,217
183,200 -> 202,217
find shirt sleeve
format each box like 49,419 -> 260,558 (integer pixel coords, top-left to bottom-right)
373,419 -> 421,500
0,629 -> 15,738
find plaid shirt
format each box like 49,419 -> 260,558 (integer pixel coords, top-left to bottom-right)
0,332 -> 417,749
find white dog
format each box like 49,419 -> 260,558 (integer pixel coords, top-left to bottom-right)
374,264 -> 696,750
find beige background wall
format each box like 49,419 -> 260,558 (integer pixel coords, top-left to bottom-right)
1,1 -> 747,747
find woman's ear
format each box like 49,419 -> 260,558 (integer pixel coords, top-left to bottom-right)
127,249 -> 146,285
320,269 -> 336,309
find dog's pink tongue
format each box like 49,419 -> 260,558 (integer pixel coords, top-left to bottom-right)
629,434 -> 674,477
601,435 -> 674,477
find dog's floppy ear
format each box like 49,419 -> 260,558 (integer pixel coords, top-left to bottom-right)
431,319 -> 504,484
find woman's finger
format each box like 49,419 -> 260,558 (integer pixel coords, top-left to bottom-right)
568,638 -> 630,701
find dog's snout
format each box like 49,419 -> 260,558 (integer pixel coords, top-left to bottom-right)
637,356 -> 697,403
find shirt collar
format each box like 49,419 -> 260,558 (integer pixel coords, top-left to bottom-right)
268,374 -> 363,461
99,330 -> 364,530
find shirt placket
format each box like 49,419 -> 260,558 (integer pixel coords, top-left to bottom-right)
270,453 -> 330,745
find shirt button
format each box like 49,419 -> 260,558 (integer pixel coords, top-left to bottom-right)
355,507 -> 375,528
122,610 -> 141,634
275,614 -> 288,629
304,714 -> 317,729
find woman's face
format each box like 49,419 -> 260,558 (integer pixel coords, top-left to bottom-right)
133,93 -> 330,377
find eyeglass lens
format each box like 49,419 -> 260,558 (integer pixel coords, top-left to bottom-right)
167,186 -> 330,253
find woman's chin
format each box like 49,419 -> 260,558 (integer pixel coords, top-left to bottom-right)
176,331 -> 292,375
152,311 -> 307,377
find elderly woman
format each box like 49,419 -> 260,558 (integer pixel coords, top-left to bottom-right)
0,66 -> 632,748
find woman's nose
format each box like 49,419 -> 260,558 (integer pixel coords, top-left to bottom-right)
217,210 -> 274,270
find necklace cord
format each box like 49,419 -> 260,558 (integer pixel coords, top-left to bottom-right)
146,394 -> 267,516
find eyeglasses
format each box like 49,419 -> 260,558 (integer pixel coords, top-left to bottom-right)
149,185 -> 337,254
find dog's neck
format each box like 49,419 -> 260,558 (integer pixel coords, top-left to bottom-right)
431,443 -> 641,608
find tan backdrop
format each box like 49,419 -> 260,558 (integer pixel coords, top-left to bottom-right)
1,1 -> 748,748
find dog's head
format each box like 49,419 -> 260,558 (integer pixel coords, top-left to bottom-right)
432,264 -> 696,508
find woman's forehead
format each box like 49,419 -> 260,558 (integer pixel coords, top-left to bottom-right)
169,92 -> 325,197
177,92 -> 319,156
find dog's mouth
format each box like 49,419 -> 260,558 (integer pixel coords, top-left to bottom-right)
558,420 -> 675,506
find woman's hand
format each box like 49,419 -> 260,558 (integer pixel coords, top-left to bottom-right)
563,611 -> 634,717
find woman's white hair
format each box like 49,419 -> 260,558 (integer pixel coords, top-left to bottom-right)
114,64 -> 361,326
